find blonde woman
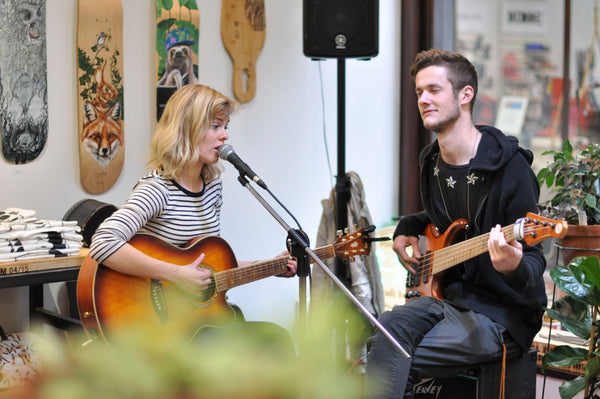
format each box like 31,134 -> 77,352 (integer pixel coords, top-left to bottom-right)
90,84 -> 296,307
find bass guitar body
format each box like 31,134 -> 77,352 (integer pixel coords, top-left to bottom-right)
77,234 -> 238,342
405,219 -> 470,300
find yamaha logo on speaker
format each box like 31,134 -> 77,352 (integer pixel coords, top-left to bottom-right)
335,34 -> 347,49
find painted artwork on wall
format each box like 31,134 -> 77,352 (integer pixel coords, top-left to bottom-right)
77,0 -> 124,194
156,0 -> 199,120
0,0 -> 48,164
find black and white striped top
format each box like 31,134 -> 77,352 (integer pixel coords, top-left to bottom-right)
89,170 -> 223,264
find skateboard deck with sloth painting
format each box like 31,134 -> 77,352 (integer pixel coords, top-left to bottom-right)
77,0 -> 124,194
0,0 -> 48,164
156,0 -> 200,120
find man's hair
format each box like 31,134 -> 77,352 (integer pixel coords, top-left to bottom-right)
409,49 -> 478,113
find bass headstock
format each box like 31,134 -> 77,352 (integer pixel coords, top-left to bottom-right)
516,212 -> 569,245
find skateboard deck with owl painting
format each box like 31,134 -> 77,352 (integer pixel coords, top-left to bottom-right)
76,0 -> 124,194
156,0 -> 200,120
0,0 -> 48,164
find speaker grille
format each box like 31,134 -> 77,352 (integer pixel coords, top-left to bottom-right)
303,0 -> 379,58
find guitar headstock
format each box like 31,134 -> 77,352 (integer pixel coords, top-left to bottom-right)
515,212 -> 569,245
333,226 -> 372,259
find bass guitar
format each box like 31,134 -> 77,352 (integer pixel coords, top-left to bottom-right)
77,227 -> 372,342
404,213 -> 568,301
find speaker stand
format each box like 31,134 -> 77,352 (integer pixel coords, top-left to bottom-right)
332,57 -> 357,372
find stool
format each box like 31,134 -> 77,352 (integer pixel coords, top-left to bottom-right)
407,348 -> 537,399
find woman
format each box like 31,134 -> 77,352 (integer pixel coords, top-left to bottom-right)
90,83 -> 296,312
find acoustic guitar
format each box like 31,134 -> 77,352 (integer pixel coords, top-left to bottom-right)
77,227 -> 372,342
404,212 -> 568,301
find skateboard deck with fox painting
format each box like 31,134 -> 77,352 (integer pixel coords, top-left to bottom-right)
77,0 -> 124,194
156,0 -> 200,120
0,0 -> 48,164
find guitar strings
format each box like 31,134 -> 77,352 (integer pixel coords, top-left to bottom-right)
411,224 -> 551,283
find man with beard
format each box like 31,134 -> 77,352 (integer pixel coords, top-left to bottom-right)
365,49 -> 546,398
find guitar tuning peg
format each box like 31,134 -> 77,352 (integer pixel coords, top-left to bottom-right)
344,227 -> 349,234
336,230 -> 343,237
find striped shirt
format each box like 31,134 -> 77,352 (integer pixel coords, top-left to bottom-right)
89,170 -> 223,264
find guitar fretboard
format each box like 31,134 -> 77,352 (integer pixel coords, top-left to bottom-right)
213,245 -> 336,291
430,224 -> 516,274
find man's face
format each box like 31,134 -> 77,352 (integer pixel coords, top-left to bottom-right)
414,65 -> 461,133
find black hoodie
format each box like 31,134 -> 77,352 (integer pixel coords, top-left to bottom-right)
394,125 -> 547,350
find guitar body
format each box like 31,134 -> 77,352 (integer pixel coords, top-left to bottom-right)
77,234 -> 238,342
77,226 -> 374,342
406,219 -> 470,301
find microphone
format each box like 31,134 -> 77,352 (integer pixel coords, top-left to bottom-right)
218,144 -> 267,189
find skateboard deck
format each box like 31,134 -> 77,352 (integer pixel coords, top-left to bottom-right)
221,0 -> 266,103
0,0 -> 48,164
76,0 -> 124,194
156,0 -> 200,120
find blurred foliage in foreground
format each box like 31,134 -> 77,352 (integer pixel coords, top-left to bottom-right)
12,300 -> 369,399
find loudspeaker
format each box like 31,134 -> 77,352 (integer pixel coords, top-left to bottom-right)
303,0 -> 379,59
410,348 -> 537,399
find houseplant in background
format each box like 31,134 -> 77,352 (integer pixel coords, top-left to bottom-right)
542,255 -> 600,399
537,139 -> 600,262
537,140 -> 600,398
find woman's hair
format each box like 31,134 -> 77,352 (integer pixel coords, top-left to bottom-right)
409,49 -> 478,113
148,84 -> 239,181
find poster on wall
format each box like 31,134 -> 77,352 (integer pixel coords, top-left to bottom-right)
155,0 -> 199,121
501,0 -> 549,35
0,0 -> 48,164
77,0 -> 124,194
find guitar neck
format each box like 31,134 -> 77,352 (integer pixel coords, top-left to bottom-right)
432,224 -> 516,274
213,244 -> 336,292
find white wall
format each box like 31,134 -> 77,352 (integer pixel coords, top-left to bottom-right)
0,0 -> 401,333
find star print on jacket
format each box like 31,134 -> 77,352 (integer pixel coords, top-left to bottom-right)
467,173 -> 479,185
446,176 -> 456,188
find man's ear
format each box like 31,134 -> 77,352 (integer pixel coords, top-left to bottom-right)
459,85 -> 474,106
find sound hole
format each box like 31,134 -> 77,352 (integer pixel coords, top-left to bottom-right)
196,265 -> 217,307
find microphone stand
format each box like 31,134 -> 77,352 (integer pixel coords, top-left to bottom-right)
233,173 -> 410,360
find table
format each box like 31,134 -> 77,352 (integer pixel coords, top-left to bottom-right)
0,249 -> 89,331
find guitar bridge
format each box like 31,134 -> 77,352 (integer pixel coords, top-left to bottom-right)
150,279 -> 169,325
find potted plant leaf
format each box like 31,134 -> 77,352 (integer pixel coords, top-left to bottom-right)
542,255 -> 600,399
537,140 -> 600,262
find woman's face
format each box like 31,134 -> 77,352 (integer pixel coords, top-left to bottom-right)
198,113 -> 230,165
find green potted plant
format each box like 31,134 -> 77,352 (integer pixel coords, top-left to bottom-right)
542,255 -> 600,399
537,140 -> 600,261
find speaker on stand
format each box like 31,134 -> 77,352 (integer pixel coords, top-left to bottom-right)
303,0 -> 379,59
302,0 -> 379,372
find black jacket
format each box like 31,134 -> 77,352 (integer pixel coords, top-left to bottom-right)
394,125 -> 546,350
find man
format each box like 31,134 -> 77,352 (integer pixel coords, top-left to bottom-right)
365,49 -> 546,398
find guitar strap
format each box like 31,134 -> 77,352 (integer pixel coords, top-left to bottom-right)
499,343 -> 507,399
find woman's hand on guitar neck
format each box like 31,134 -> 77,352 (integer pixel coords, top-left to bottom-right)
275,251 -> 297,277
392,235 -> 421,274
